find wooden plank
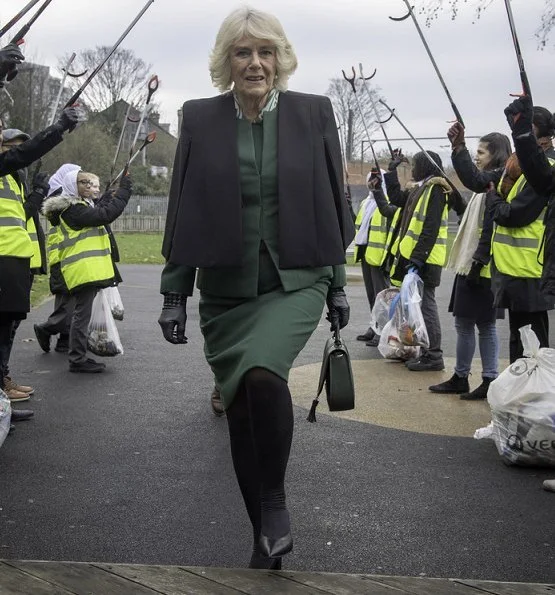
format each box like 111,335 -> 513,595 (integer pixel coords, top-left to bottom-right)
278,570 -> 413,594
0,561 -> 76,595
95,563 -> 245,595
6,561 -> 160,595
184,566 -> 328,594
457,579 -> 555,595
371,575 -> 498,594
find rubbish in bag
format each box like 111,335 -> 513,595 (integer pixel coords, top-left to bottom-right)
87,290 -> 124,357
475,325 -> 555,467
370,287 -> 400,334
396,270 -> 429,348
104,286 -> 124,320
378,318 -> 420,361
0,389 -> 12,449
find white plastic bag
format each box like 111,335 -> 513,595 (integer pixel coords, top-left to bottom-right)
87,290 -> 124,357
378,318 -> 420,362
104,286 -> 124,321
370,287 -> 400,334
0,389 -> 12,449
483,326 -> 555,467
396,270 -> 429,348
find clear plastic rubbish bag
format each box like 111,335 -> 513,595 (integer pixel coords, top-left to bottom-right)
370,287 -> 400,334
104,286 -> 124,321
396,270 -> 429,348
0,389 -> 12,449
87,289 -> 124,357
475,326 -> 555,467
378,318 -> 420,362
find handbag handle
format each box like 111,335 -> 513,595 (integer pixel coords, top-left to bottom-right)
333,324 -> 342,347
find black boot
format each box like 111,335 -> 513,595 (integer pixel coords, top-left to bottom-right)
357,327 -> 375,342
429,373 -> 469,394
460,377 -> 493,400
249,543 -> 282,569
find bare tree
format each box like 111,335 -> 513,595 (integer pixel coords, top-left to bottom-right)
325,77 -> 387,161
0,62 -> 71,135
59,47 -> 151,113
419,0 -> 555,48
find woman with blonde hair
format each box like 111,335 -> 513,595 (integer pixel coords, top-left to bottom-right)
159,6 -> 354,569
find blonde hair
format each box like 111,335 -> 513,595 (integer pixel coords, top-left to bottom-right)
209,6 -> 298,93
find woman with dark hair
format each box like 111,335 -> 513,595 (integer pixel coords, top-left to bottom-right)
449,103 -> 555,363
384,150 -> 452,371
430,132 -> 511,400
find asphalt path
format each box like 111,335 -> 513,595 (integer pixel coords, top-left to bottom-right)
1,264 -> 554,583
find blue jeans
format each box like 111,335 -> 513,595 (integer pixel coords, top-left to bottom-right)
454,316 -> 498,379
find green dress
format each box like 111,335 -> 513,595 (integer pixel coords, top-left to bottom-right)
161,99 -> 346,408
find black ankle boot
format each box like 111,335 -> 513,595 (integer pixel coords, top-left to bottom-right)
429,373 -> 469,394
258,491 -> 293,558
460,377 -> 493,400
249,543 -> 283,569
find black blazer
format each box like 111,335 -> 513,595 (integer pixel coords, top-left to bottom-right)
162,91 -> 355,269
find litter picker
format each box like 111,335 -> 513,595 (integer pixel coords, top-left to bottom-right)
504,0 -> 532,100
342,66 -> 381,174
109,131 -> 156,187
390,0 -> 464,127
0,0 -> 43,39
358,63 -> 395,159
63,0 -> 154,108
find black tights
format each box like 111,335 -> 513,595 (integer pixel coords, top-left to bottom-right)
226,367 -> 293,566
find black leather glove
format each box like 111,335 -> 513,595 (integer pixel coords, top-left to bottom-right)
447,121 -> 465,150
0,43 -> 24,77
326,287 -> 350,331
466,261 -> 483,287
368,172 -> 382,190
32,172 -> 50,197
504,95 -> 533,137
115,175 -> 132,201
158,293 -> 188,344
388,148 -> 406,171
486,186 -> 504,211
408,260 -> 423,274
56,106 -> 80,132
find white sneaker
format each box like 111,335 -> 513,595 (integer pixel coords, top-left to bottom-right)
542,479 -> 555,492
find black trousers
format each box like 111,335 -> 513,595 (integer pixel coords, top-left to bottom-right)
359,246 -> 389,317
508,310 -> 549,363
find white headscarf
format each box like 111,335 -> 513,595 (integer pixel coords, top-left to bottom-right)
48,163 -> 80,196
61,169 -> 80,197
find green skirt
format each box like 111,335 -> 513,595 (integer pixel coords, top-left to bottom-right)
199,280 -> 329,409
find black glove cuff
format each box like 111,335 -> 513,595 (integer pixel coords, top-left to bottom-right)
162,292 -> 187,308
328,286 -> 344,295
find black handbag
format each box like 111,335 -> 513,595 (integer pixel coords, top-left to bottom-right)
307,327 -> 355,422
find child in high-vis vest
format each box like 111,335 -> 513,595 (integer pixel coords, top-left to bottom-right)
35,170 -> 132,373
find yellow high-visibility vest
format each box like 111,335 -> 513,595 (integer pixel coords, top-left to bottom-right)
400,182 -> 449,263
492,159 -> 555,278
389,179 -> 449,284
365,207 -> 400,267
57,200 -> 114,291
0,175 -> 33,259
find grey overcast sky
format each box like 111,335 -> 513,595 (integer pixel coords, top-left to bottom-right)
2,0 -> 554,161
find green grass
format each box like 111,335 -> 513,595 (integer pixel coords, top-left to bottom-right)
30,231 -> 455,306
30,275 -> 52,308
30,232 -> 165,307
116,232 -> 165,265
